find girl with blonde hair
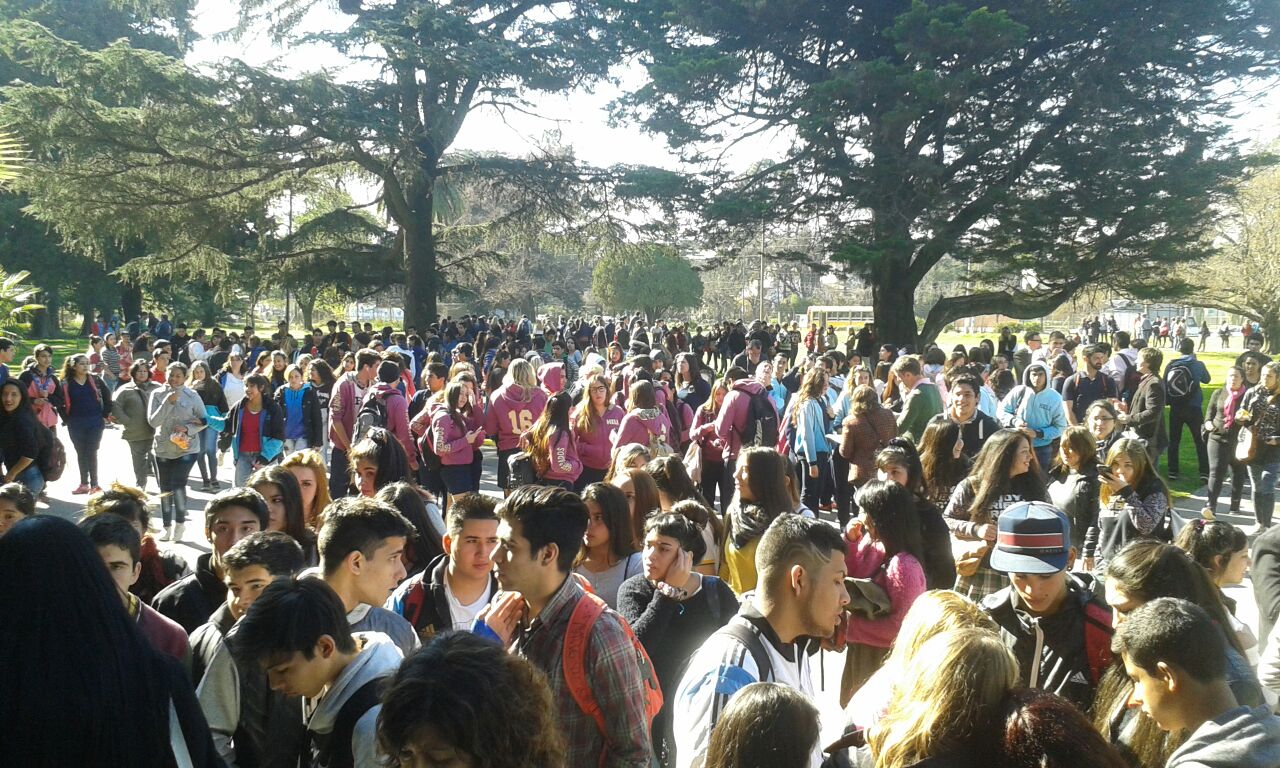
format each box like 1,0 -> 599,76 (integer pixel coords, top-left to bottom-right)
867,628 -> 1017,768
846,590 -> 997,731
280,448 -> 332,530
1095,437 -> 1171,577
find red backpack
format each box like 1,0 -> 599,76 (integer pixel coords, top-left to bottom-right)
563,591 -> 663,766
1082,601 -> 1114,684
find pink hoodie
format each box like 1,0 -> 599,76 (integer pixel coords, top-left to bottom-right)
613,407 -> 673,451
707,378 -> 766,463
691,404 -> 725,465
542,428 -> 583,483
539,362 -> 565,394
432,408 -> 483,466
571,403 -> 625,470
368,382 -> 414,465
484,384 -> 548,451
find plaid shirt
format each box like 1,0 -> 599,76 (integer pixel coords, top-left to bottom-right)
514,575 -> 654,768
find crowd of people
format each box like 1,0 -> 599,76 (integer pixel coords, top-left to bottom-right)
2,309 -> 1280,768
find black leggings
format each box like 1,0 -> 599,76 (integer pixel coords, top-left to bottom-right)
700,460 -> 734,515
1206,434 -> 1246,513
66,419 -> 104,486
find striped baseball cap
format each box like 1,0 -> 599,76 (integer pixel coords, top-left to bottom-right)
989,501 -> 1072,574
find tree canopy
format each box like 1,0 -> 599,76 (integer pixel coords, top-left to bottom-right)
616,0 -> 1280,344
592,246 -> 703,321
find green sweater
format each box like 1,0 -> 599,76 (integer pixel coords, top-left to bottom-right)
898,381 -> 944,443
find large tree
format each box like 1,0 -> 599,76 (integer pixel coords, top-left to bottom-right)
1182,160 -> 1280,354
617,0 -> 1280,345
0,0 -> 633,329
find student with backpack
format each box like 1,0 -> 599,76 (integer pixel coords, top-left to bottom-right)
328,349 -> 382,500
673,515 -> 848,768
613,379 -> 675,456
358,358 -> 415,470
233,577 -> 404,768
54,352 -> 113,494
789,367 -> 834,514
1061,344 -> 1119,425
618,512 -> 738,767
1164,338 -> 1212,482
980,501 -> 1114,712
476,485 -> 657,767
702,366 -> 775,472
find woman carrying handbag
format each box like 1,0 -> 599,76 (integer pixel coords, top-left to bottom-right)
1236,362 -> 1280,534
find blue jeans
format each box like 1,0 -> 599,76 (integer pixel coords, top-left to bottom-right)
1034,443 -> 1055,476
235,453 -> 260,488
1250,458 -> 1280,528
197,427 -> 219,484
14,465 -> 44,496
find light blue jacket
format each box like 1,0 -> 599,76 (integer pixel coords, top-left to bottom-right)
997,362 -> 1068,448
793,398 -> 831,462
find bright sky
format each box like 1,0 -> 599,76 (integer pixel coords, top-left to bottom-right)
188,1 -> 1280,176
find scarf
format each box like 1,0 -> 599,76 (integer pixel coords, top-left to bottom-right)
1223,387 -> 1245,430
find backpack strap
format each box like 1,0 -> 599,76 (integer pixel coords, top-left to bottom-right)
720,619 -> 773,683
704,576 -> 722,625
1082,601 -> 1114,685
323,677 -> 384,768
563,592 -> 609,738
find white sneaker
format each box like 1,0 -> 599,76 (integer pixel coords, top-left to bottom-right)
160,525 -> 173,542
173,523 -> 186,542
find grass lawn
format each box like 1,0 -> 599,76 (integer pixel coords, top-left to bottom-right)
14,332 -> 88,365
937,332 -> 1248,498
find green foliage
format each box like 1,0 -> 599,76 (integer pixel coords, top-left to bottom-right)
591,245 -> 703,321
0,268 -> 44,338
617,0 -> 1280,345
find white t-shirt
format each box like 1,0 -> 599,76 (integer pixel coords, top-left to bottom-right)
444,578 -> 493,632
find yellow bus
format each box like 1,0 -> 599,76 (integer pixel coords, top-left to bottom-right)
806,305 -> 874,332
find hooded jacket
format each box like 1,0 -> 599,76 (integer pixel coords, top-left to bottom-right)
980,573 -> 1111,711
1167,706 -> 1280,768
113,379 -> 160,442
709,378 -> 767,462
997,362 -> 1068,449
219,397 -> 285,458
365,382 -> 414,462
570,402 -> 624,471
304,632 -> 403,768
272,382 -> 325,446
483,383 -> 548,451
385,553 -> 498,642
613,407 -> 673,451
927,410 -> 1000,459
431,407 -> 482,466
538,361 -> 566,394
540,428 -> 582,483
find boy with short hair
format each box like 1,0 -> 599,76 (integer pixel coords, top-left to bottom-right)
318,497 -> 419,655
386,492 -> 500,641
79,513 -> 189,666
234,577 -> 403,768
194,531 -> 308,768
1115,597 -> 1280,768
153,488 -> 270,633
981,501 -> 1113,711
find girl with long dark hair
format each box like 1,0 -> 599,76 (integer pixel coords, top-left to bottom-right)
944,428 -> 1047,601
917,419 -> 972,508
248,464 -> 319,565
431,381 -> 484,500
720,447 -> 794,595
574,482 -> 643,609
19,343 -> 58,433
840,480 -> 927,705
0,516 -> 219,765
350,427 -> 414,498
55,352 -> 113,494
0,380 -> 44,496
189,360 -> 229,492
523,391 -> 581,489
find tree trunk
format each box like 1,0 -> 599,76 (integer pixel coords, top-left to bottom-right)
403,186 -> 439,330
870,272 -> 920,349
1264,312 -> 1280,357
299,292 -> 317,331
31,286 -> 59,337
76,298 -> 94,337
120,282 -> 143,324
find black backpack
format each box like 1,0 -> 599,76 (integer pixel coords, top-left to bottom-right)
1165,362 -> 1195,402
739,390 -> 780,448
354,391 -> 388,443
1118,354 -> 1142,403
35,421 -> 66,482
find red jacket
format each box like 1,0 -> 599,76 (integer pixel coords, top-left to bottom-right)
432,409 -> 482,466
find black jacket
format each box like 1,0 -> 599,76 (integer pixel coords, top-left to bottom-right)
981,573 -> 1112,711
152,552 -> 226,634
927,410 -> 1000,459
51,373 -> 113,422
1205,386 -> 1248,440
387,553 -> 499,643
218,398 -> 285,454
1046,465 -> 1101,559
272,384 -> 325,446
